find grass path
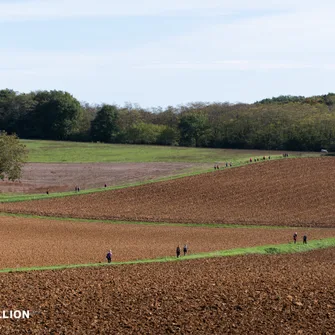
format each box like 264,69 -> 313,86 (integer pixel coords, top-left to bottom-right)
1,237 -> 334,273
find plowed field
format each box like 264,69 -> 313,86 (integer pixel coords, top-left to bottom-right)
2,158 -> 335,227
2,216 -> 333,269
0,248 -> 334,334
0,162 -> 210,193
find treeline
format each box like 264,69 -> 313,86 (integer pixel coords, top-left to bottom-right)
1,89 -> 335,151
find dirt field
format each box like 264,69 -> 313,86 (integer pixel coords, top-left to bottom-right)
0,162 -> 211,193
0,248 -> 334,334
1,215 -> 333,269
2,158 -> 335,227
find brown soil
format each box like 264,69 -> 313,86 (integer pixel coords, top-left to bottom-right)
1,216 -> 332,269
0,162 -> 210,193
0,248 -> 334,334
2,158 -> 335,227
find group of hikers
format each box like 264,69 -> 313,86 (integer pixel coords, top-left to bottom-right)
46,183 -> 109,195
249,156 -> 271,163
214,153 -> 290,170
293,232 -> 308,244
105,244 -> 189,263
247,153 -> 289,164
176,244 -> 188,258
214,162 -> 233,170
105,233 -> 309,263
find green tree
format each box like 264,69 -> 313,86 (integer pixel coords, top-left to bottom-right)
179,113 -> 209,147
126,122 -> 162,144
0,132 -> 27,181
0,89 -> 36,136
30,90 -> 82,140
157,126 -> 180,145
91,105 -> 119,142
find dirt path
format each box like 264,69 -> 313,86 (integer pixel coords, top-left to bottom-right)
0,216 -> 333,269
0,248 -> 334,334
0,162 -> 211,193
2,158 -> 335,227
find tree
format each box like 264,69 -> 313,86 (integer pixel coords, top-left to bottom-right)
126,122 -> 162,144
179,113 -> 209,147
157,126 -> 180,146
70,102 -> 97,141
29,90 -> 82,140
91,105 -> 119,142
0,90 -> 37,137
0,132 -> 27,181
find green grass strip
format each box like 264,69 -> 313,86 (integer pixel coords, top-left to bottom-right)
1,237 -> 335,274
0,212 -> 324,230
0,155 -> 302,203
23,140 -> 320,163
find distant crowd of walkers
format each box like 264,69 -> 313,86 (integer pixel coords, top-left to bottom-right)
214,162 -> 233,170
213,153 -> 291,171
105,232 -> 309,264
46,183 -> 108,195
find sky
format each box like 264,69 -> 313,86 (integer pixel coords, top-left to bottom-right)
0,0 -> 334,107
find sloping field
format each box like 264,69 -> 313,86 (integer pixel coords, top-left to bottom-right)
0,162 -> 211,194
1,216 -> 333,269
1,158 -> 335,227
0,248 -> 334,334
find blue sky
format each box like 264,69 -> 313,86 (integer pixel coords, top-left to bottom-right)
0,0 -> 334,107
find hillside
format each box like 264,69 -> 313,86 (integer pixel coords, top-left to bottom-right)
1,157 -> 335,227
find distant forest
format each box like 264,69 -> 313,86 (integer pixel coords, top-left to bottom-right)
1,89 -> 335,151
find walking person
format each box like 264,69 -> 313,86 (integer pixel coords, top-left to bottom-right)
183,244 -> 188,256
106,250 -> 112,263
303,235 -> 307,244
293,232 -> 298,244
176,245 -> 181,258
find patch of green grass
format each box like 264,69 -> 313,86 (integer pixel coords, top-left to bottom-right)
1,238 -> 334,273
22,139 -> 317,163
